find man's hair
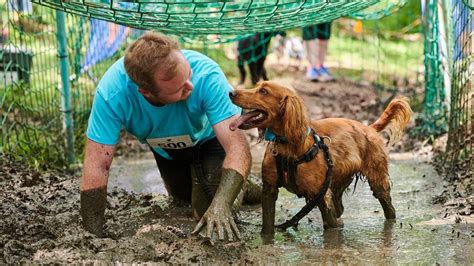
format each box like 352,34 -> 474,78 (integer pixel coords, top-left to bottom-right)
124,32 -> 180,91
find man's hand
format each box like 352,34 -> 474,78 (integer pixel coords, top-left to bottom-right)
191,168 -> 244,241
80,187 -> 107,237
192,199 -> 241,241
192,116 -> 250,241
80,139 -> 115,237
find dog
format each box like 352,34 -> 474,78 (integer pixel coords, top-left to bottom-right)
237,32 -> 282,85
229,81 -> 412,236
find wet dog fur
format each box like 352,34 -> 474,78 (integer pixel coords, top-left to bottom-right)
229,81 -> 412,235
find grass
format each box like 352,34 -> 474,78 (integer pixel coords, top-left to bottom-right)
329,33 -> 423,77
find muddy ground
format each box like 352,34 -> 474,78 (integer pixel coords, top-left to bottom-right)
1,66 -> 472,264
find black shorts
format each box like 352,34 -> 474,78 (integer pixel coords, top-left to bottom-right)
302,22 -> 332,41
151,138 -> 225,215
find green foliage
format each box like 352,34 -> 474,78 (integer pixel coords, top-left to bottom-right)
2,120 -> 67,169
363,1 -> 422,34
185,44 -> 238,80
409,104 -> 448,140
408,95 -> 424,113
330,29 -> 423,88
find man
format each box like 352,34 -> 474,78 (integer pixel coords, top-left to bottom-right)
302,21 -> 335,82
80,32 -> 252,241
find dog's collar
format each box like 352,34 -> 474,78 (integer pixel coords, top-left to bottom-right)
264,129 -> 287,143
264,128 -> 311,143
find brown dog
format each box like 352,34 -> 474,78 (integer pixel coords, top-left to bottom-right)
229,81 -> 412,236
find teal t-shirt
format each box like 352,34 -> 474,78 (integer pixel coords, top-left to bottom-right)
86,50 -> 239,159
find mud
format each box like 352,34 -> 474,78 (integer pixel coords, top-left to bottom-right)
0,156 -> 253,264
1,65 -> 472,264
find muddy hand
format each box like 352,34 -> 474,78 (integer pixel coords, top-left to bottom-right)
192,202 -> 241,241
80,187 -> 107,237
191,168 -> 244,241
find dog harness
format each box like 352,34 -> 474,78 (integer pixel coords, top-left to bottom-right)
265,128 -> 333,230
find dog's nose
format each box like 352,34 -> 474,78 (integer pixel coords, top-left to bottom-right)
229,90 -> 237,99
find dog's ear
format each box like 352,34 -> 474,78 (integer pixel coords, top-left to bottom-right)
281,95 -> 307,149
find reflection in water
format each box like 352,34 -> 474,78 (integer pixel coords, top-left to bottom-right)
109,158 -> 167,195
383,220 -> 395,248
323,228 -> 345,249
321,221 -> 396,257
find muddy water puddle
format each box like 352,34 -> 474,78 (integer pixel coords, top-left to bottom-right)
109,157 -> 167,195
109,153 -> 473,264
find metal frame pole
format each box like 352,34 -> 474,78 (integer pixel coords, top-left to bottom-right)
55,10 -> 75,165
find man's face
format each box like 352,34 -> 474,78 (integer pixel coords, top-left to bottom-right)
140,50 -> 194,105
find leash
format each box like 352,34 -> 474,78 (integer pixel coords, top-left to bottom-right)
271,129 -> 334,230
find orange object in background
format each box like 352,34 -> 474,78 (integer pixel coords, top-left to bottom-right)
354,20 -> 363,34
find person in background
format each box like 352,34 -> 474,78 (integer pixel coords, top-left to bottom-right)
236,31 -> 285,85
80,32 -> 254,242
302,21 -> 335,82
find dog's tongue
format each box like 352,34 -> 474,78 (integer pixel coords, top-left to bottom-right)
229,111 -> 260,131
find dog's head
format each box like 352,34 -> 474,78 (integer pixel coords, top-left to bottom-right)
229,81 -> 308,146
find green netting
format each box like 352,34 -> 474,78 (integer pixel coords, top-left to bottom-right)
0,0 -> 471,180
0,3 -> 123,167
462,0 -> 473,9
31,0 -> 378,35
349,0 -> 407,20
1,3 -> 66,166
0,0 -> 421,168
330,18 -> 423,90
445,0 -> 472,179
416,0 -> 449,137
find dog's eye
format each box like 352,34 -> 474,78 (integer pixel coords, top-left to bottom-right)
259,88 -> 268,95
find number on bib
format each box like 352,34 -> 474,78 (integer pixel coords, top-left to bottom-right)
146,135 -> 195,150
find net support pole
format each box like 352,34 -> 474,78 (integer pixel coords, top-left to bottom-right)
55,10 -> 75,165
439,0 -> 452,108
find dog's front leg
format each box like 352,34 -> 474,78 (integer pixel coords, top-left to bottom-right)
261,180 -> 278,237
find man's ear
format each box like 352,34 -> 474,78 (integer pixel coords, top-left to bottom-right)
138,88 -> 151,98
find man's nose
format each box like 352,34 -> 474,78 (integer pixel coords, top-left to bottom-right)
229,90 -> 237,99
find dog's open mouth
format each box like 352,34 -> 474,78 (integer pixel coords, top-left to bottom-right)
229,109 -> 268,131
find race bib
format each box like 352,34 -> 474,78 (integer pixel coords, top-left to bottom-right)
146,135 -> 195,149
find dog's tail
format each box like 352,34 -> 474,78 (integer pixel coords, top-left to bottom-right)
370,97 -> 412,146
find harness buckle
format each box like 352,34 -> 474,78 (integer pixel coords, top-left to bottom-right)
321,135 -> 332,144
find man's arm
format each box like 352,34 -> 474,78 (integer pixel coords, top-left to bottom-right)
80,138 -> 116,236
212,115 -> 251,178
192,115 -> 251,241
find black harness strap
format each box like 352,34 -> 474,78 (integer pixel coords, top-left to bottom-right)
275,155 -> 300,196
274,129 -> 333,230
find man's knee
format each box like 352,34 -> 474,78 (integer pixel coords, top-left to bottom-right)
165,186 -> 192,203
242,174 -> 262,205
